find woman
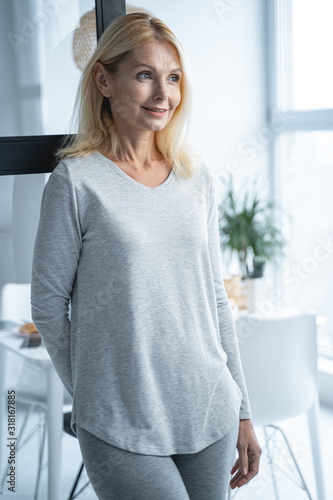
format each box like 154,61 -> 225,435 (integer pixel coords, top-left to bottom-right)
31,12 -> 261,500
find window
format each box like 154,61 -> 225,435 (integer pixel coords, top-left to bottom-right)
268,0 -> 333,353
0,0 -> 96,137
279,131 -> 333,339
289,0 -> 333,111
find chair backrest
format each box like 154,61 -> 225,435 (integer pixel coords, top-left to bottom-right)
0,283 -> 32,323
235,311 -> 318,426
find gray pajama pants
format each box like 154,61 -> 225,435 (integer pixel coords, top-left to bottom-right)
76,419 -> 239,500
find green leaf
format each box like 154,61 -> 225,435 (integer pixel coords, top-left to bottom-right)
217,173 -> 286,278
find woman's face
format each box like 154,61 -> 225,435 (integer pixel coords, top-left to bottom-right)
94,41 -> 182,134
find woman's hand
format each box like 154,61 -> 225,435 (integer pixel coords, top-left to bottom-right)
229,419 -> 262,490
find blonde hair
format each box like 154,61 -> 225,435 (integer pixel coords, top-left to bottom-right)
56,12 -> 201,178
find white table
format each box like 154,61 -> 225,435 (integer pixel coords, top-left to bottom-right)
0,330 -> 64,500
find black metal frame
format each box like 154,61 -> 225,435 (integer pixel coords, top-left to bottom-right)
0,135 -> 68,176
95,0 -> 125,41
0,0 -> 126,177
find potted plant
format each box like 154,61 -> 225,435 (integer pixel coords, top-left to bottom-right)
217,175 -> 285,311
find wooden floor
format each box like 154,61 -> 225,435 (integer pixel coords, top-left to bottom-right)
0,403 -> 332,500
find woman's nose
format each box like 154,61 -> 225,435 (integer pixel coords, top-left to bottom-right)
153,80 -> 169,101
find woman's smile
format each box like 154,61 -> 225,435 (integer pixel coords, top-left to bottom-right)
141,106 -> 169,117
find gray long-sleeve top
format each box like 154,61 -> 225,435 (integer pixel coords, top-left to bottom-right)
31,150 -> 252,455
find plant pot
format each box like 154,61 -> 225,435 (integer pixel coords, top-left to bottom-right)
243,277 -> 267,313
223,274 -> 241,301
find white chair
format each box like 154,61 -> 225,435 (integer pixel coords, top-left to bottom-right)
228,311 -> 326,500
0,283 -> 73,499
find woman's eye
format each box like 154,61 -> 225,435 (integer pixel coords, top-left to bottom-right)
138,72 -> 150,79
138,72 -> 180,82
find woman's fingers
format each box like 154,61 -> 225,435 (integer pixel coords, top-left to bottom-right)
239,445 -> 249,476
230,457 -> 240,475
229,444 -> 262,489
230,465 -> 258,489
229,419 -> 262,489
230,443 -> 249,486
229,469 -> 245,489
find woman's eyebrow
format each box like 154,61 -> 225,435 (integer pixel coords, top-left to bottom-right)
134,63 -> 183,73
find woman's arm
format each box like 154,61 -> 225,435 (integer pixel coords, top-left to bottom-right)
205,167 -> 262,487
31,162 -> 82,398
206,167 -> 252,420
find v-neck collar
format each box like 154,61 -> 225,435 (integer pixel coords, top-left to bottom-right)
93,150 -> 175,193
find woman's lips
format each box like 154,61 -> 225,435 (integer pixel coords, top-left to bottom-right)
142,107 -> 168,117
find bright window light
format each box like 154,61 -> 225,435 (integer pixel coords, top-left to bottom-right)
291,0 -> 333,111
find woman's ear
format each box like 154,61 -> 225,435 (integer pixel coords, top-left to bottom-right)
93,62 -> 112,98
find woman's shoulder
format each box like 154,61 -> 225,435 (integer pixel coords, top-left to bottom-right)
51,151 -> 101,181
192,159 -> 217,191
